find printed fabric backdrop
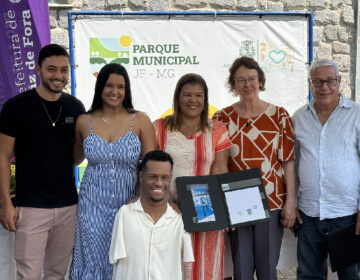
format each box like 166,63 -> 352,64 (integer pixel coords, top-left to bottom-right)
0,0 -> 50,109
73,15 -> 309,119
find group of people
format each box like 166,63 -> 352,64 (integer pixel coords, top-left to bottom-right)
0,43 -> 359,280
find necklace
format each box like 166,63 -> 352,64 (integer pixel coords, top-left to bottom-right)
101,112 -> 112,123
38,94 -> 62,127
102,115 -> 108,123
179,125 -> 200,139
101,107 -> 126,123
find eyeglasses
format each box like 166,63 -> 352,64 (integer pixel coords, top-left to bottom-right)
234,76 -> 258,85
310,78 -> 338,88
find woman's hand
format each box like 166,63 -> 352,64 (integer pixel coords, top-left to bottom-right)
281,200 -> 296,228
222,227 -> 236,232
281,160 -> 296,228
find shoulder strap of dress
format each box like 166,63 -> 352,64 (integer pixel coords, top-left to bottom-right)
156,119 -> 167,150
129,112 -> 137,131
87,113 -> 93,134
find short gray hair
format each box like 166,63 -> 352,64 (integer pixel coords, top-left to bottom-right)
308,59 -> 340,79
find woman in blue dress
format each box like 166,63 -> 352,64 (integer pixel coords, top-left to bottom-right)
70,63 -> 156,279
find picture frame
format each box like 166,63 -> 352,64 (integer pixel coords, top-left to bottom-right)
176,168 -> 270,232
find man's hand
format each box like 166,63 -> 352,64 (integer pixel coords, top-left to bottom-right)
0,203 -> 18,232
356,211 -> 360,235
295,208 -> 303,224
0,133 -> 16,232
281,201 -> 296,228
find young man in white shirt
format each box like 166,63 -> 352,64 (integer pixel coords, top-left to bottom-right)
109,150 -> 194,280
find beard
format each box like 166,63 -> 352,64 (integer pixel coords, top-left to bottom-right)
39,71 -> 68,94
150,196 -> 166,203
41,79 -> 66,94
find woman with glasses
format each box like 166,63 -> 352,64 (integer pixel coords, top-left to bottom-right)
154,73 -> 231,280
213,56 -> 296,280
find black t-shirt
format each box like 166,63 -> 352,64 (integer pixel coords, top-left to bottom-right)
0,89 -> 85,208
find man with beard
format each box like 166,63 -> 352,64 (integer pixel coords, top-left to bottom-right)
109,150 -> 194,280
0,44 -> 85,279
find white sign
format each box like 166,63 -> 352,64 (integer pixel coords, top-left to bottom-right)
225,186 -> 266,225
74,15 -> 309,119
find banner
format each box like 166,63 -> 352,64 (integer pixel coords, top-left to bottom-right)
0,0 -> 50,109
74,15 -> 309,119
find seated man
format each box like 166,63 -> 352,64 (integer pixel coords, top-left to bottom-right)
109,150 -> 194,280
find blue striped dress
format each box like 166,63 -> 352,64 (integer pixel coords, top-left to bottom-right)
70,113 -> 141,280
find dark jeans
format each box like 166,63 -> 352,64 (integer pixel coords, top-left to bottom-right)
297,211 -> 360,280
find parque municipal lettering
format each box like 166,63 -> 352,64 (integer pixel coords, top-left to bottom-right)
133,56 -> 199,65
132,44 -> 200,65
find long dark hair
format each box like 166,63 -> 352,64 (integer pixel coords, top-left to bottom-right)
165,73 -> 209,131
88,63 -> 135,113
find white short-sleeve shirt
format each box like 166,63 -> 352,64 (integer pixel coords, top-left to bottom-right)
109,199 -> 194,280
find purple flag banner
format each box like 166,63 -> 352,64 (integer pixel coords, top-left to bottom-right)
0,0 -> 50,109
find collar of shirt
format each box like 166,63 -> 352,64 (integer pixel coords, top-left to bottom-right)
132,199 -> 178,222
304,94 -> 352,114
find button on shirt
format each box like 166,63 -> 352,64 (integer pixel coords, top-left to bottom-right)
109,200 -> 194,280
293,95 -> 360,219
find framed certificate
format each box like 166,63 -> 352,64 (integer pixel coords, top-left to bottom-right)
176,168 -> 270,232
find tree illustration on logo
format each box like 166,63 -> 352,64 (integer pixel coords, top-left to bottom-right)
89,36 -> 132,77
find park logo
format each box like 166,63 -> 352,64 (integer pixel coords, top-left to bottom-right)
260,41 -> 294,72
89,36 -> 132,77
239,40 -> 256,58
238,39 -> 294,73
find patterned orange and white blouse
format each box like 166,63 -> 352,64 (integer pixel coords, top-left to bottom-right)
213,103 -> 295,210
154,118 -> 232,201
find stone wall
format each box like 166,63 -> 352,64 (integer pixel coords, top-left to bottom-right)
45,2 -> 357,278
49,0 -> 357,98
